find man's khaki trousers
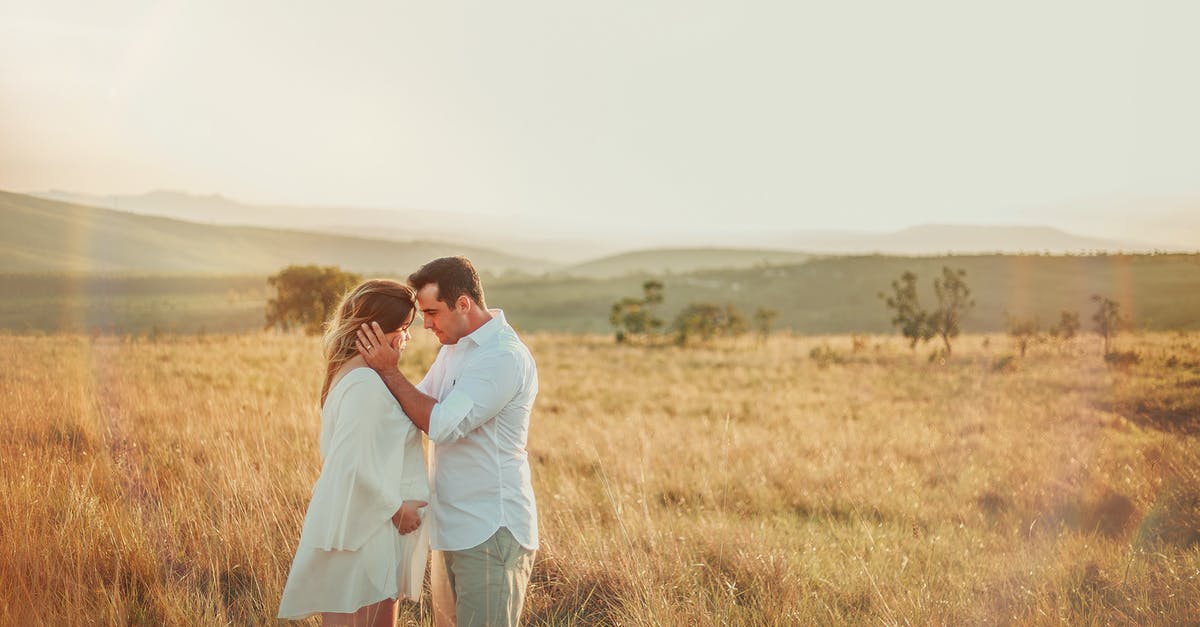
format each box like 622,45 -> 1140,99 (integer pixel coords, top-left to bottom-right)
439,527 -> 536,627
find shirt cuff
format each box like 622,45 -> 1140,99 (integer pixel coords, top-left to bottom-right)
428,390 -> 474,443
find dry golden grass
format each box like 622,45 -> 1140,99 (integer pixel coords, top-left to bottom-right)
1,330 -> 1198,625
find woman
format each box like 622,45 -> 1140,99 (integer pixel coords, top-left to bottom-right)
279,279 -> 430,626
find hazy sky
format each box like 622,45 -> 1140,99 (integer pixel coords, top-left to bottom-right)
2,1 -> 1198,245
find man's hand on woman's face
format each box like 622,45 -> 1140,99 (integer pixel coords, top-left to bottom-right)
356,321 -> 402,373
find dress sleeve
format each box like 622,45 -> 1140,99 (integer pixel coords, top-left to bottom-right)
298,376 -> 416,551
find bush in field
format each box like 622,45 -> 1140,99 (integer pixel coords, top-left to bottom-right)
609,280 -> 665,343
1049,310 -> 1081,341
992,354 -> 1018,372
1104,350 -> 1140,368
753,307 -> 779,344
723,304 -> 748,337
672,302 -> 745,346
609,297 -> 650,343
809,343 -> 845,368
1092,294 -> 1133,355
1005,313 -> 1040,357
265,265 -> 362,335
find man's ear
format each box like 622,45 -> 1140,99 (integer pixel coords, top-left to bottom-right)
456,294 -> 472,313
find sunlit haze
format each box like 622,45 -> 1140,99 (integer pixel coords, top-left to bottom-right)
2,1 -> 1199,248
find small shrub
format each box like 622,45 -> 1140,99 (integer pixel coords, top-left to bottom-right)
610,281 -> 665,343
1050,485 -> 1139,539
992,354 -> 1018,373
809,344 -> 844,368
1104,350 -> 1140,368
1163,354 -> 1200,371
672,302 -> 744,346
1004,312 -> 1040,357
976,490 -> 1008,517
1049,310 -> 1081,340
1138,481 -> 1200,548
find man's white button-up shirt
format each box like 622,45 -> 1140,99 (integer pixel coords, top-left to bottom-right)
418,309 -> 539,552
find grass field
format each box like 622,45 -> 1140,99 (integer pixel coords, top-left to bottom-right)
1,330 -> 1198,624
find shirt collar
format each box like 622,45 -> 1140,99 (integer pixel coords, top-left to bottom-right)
460,308 -> 506,347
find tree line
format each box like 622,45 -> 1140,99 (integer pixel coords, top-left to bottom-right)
608,280 -> 778,346
260,264 -> 1138,360
881,266 -> 1135,360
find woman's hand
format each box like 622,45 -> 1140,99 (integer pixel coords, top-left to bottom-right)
392,499 -> 427,535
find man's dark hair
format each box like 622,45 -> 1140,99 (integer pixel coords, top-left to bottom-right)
408,256 -> 486,309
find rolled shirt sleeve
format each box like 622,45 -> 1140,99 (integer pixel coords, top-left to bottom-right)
428,349 -> 523,444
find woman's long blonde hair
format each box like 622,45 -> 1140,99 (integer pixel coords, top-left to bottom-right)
321,279 -> 417,405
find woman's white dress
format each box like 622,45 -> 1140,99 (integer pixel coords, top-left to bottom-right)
278,367 -> 431,620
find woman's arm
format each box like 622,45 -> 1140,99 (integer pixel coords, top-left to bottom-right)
301,376 -> 419,550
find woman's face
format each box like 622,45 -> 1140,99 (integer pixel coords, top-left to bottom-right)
382,308 -> 416,352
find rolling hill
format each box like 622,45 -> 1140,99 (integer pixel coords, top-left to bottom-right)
5,190 -> 1199,337
0,191 -> 554,274
496,253 -> 1200,333
33,189 -> 620,264
6,191 -> 823,278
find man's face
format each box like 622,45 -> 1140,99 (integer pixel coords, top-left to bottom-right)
416,284 -> 468,345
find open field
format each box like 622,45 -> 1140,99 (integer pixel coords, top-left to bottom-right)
1,331 -> 1199,624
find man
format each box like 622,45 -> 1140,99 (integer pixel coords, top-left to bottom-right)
355,256 -> 538,627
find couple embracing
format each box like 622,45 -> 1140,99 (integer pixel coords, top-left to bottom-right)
277,256 -> 539,626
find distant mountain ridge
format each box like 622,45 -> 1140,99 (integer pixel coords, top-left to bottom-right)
32,189 -> 1188,261
4,191 -> 818,277
561,248 -> 811,278
0,191 -> 553,274
731,224 -> 1178,255
868,223 -> 1158,254
34,189 -> 619,264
